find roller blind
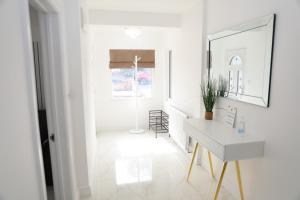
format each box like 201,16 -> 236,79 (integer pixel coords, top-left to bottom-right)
109,49 -> 155,68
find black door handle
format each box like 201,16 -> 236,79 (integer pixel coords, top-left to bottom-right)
50,134 -> 55,142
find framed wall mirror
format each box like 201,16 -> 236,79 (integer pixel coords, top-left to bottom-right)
207,14 -> 276,107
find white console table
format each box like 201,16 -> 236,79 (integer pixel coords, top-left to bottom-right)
183,118 -> 265,200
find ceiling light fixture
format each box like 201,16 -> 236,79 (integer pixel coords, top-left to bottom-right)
124,28 -> 142,39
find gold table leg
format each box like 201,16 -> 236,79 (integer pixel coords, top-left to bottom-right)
187,142 -> 199,182
235,161 -> 245,200
214,162 -> 228,200
208,151 -> 215,178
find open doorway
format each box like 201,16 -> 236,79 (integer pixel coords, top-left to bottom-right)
29,6 -> 55,200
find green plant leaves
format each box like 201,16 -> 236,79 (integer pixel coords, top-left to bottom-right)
201,79 -> 218,112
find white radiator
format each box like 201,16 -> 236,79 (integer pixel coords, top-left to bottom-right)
165,104 -> 191,152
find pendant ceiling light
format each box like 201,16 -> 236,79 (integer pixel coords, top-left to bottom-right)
124,28 -> 142,39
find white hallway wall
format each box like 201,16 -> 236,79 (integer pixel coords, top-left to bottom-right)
163,2 -> 204,148
88,10 -> 181,28
90,27 -> 166,131
199,0 -> 300,199
64,0 -> 94,196
0,1 -> 45,199
80,20 -> 97,196
0,0 -> 91,199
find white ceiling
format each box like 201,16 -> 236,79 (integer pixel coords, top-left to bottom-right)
87,0 -> 201,14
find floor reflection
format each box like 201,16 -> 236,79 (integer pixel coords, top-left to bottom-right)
115,158 -> 152,185
82,131 -> 235,200
117,138 -> 177,157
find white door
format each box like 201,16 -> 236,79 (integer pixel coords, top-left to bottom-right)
29,5 -> 61,200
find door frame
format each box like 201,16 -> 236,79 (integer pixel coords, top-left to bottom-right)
22,0 -> 78,199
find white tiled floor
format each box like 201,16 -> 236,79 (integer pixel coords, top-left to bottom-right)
83,131 -> 235,200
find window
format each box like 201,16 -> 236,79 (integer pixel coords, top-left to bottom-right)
109,49 -> 155,98
111,68 -> 152,98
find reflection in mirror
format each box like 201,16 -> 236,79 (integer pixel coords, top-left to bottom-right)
208,14 -> 275,107
229,55 -> 243,66
218,76 -> 228,97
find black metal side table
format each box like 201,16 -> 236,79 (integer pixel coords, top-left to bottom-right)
149,110 -> 169,138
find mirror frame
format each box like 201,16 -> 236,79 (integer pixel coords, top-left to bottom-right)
207,14 -> 276,107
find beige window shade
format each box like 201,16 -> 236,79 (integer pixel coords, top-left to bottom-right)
109,49 -> 155,68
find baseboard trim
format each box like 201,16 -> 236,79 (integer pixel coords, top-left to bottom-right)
169,135 -> 189,155
169,134 -> 203,165
79,185 -> 92,198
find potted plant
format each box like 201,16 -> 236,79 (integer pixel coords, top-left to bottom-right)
201,79 -> 218,120
218,76 -> 228,97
